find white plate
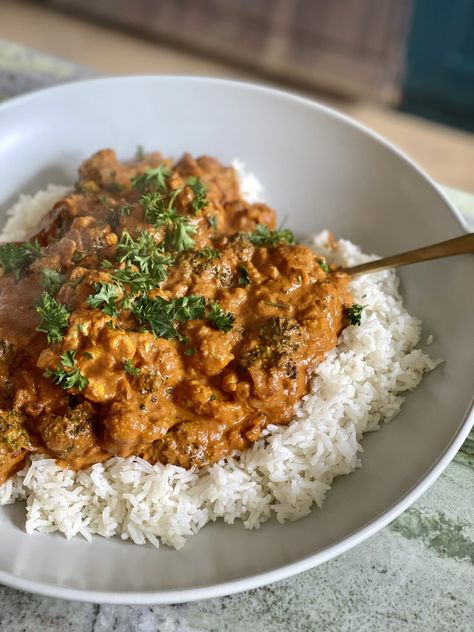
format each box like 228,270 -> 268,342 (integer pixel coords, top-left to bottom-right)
0,77 -> 472,604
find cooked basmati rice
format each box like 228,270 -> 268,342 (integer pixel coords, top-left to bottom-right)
0,165 -> 441,549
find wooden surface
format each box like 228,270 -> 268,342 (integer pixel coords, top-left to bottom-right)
45,0 -> 411,101
1,0 -> 473,192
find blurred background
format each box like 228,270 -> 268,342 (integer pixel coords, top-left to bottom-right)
0,0 -> 473,192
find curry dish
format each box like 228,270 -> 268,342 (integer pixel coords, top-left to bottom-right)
0,150 -> 355,485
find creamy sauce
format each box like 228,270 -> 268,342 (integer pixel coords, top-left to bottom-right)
0,150 -> 352,482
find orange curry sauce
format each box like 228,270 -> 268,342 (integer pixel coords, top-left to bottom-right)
0,150 -> 352,483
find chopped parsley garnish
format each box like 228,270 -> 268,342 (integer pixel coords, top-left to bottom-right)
141,191 -> 197,252
41,268 -> 66,295
72,250 -> 85,264
25,241 -> 42,257
175,295 -> 207,321
123,359 -> 141,376
131,164 -> 170,193
346,303 -> 366,326
207,302 -> 234,332
132,294 -> 206,340
87,283 -> 121,317
36,292 -> 71,343
117,230 -> 174,280
207,215 -> 218,230
187,176 -> 208,214
118,205 -> 133,217
165,215 -> 197,252
248,224 -> 295,247
135,145 -> 145,161
238,264 -> 251,286
318,259 -> 330,273
107,205 -> 132,229
264,300 -> 289,309
133,294 -> 233,337
110,267 -> 158,295
198,247 -> 219,260
0,241 -> 41,280
83,351 -> 93,360
132,296 -> 177,338
140,192 -> 165,225
45,350 -> 89,391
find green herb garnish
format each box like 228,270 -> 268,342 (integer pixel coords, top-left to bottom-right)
141,191 -> 197,252
107,205 -> 133,229
87,283 -> 121,317
118,205 -> 133,217
25,241 -> 42,257
45,350 -> 89,391
318,259 -> 330,273
41,268 -> 66,295
110,267 -> 158,295
132,294 -> 206,340
248,224 -> 295,247
175,295 -> 206,321
135,145 -> 145,161
117,230 -> 174,280
36,292 -> 71,343
123,359 -> 141,376
0,241 -> 41,280
166,215 -> 197,252
207,302 -> 234,332
207,215 -> 218,230
187,176 -> 208,214
72,250 -> 85,264
238,264 -> 251,286
197,247 -> 219,260
346,303 -> 366,326
132,165 -> 170,193
140,192 -> 165,225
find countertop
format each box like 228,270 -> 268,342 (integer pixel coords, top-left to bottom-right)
0,39 -> 473,632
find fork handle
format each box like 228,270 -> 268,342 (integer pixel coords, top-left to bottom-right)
344,233 -> 474,277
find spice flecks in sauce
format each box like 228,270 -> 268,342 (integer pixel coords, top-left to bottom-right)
0,149 -> 352,482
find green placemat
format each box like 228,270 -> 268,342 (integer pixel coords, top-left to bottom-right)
0,38 -> 94,101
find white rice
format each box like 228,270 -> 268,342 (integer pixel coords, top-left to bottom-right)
0,185 -> 70,243
0,166 -> 441,549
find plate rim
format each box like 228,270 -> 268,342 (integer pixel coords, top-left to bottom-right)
0,75 -> 472,604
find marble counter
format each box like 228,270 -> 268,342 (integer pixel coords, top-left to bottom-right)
1,447 -> 473,631
0,38 -> 473,632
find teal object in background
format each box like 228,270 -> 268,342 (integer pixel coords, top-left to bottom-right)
401,0 -> 474,131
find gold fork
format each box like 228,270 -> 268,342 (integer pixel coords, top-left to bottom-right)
343,233 -> 474,277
